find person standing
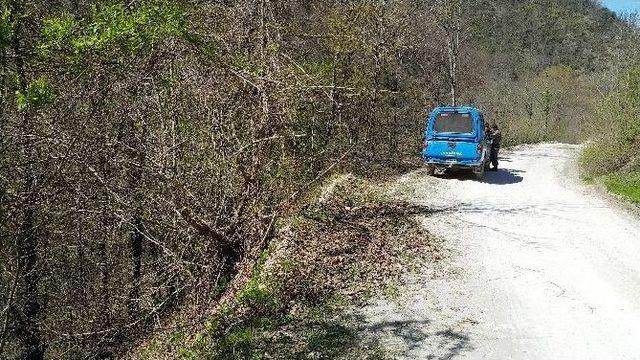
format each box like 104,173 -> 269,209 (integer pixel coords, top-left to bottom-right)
488,123 -> 502,171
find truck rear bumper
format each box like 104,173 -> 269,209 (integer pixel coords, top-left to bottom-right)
425,159 -> 483,169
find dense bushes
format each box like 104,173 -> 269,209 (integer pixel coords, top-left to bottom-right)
474,65 -> 597,145
583,69 -> 640,175
1,1 -> 449,357
581,67 -> 640,202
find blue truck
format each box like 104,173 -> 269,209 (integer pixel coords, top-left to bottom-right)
421,106 -> 490,179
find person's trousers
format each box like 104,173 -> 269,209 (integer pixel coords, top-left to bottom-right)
490,146 -> 500,167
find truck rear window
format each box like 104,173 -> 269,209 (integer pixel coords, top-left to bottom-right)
434,113 -> 474,134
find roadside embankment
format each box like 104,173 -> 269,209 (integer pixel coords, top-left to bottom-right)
132,174 -> 443,359
580,144 -> 640,207
578,68 -> 640,206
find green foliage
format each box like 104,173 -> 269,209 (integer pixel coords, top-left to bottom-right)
580,142 -> 625,176
621,68 -> 640,108
483,65 -> 595,146
206,326 -> 257,360
16,77 -> 54,111
326,5 -> 370,53
306,323 -> 356,356
232,55 -> 264,76
40,14 -> 77,53
602,172 -> 640,203
466,0 -> 618,73
581,67 -> 640,203
76,1 -> 184,54
211,275 -> 230,298
40,1 -> 185,60
0,6 -> 12,48
502,117 -> 544,146
237,277 -> 280,315
582,68 -> 640,177
192,306 -> 366,360
617,69 -> 640,140
302,60 -> 334,79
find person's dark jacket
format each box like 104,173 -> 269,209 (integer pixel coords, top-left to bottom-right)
491,129 -> 502,149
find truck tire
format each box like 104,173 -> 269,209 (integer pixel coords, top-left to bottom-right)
426,165 -> 435,176
473,166 -> 485,180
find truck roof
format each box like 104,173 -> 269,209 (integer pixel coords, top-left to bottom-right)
432,106 -> 482,113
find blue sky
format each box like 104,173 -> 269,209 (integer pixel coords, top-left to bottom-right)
602,0 -> 640,14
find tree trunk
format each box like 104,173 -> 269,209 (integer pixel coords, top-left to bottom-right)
126,117 -> 147,323
447,19 -> 459,106
10,0 -> 45,357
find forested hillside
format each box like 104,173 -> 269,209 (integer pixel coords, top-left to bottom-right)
1,0 -> 638,358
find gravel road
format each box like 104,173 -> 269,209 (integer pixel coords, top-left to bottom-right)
363,143 -> 640,360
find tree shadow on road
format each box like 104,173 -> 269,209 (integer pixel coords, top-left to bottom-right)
361,318 -> 473,359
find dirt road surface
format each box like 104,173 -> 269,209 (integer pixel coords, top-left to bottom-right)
363,143 -> 640,360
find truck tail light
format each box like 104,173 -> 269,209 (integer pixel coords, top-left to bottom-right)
477,143 -> 483,153
422,140 -> 429,151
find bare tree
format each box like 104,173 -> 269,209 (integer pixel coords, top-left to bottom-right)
434,0 -> 463,106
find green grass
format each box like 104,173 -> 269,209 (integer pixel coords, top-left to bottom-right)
183,299 -> 369,360
602,172 -> 640,203
167,247 -> 376,360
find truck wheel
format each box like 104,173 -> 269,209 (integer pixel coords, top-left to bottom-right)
473,166 -> 485,180
426,165 -> 435,176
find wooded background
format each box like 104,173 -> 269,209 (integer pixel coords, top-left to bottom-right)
1,0 -> 638,358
